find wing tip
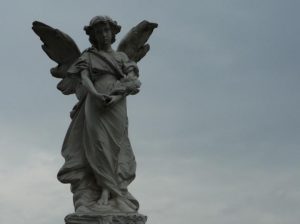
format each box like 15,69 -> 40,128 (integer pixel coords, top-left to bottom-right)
140,20 -> 158,29
32,21 -> 51,32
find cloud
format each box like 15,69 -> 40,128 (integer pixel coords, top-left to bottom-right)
0,1 -> 300,224
0,149 -> 72,224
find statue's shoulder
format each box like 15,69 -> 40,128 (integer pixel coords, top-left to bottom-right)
77,48 -> 96,61
114,51 -> 129,62
81,47 -> 94,55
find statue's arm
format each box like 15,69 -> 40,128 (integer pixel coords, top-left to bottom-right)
107,52 -> 140,97
103,52 -> 141,106
122,54 -> 141,96
81,70 -> 110,102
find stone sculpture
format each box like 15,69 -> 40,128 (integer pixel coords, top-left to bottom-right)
32,16 -> 157,224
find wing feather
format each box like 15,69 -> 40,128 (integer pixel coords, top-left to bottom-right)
117,20 -> 158,62
32,21 -> 82,96
32,21 -> 81,78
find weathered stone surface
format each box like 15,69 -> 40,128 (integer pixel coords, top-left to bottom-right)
65,213 -> 147,224
33,15 -> 156,218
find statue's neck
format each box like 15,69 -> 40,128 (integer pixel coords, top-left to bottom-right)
96,43 -> 112,52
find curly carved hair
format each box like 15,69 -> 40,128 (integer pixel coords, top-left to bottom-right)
84,16 -> 121,47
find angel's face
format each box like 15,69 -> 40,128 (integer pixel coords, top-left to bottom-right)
94,22 -> 112,49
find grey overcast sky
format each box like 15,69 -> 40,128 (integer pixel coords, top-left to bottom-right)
0,1 -> 299,224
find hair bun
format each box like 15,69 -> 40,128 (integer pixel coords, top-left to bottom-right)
84,15 -> 121,34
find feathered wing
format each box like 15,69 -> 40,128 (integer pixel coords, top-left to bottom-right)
117,20 -> 158,62
32,21 -> 82,96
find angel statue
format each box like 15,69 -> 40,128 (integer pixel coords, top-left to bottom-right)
32,16 -> 157,222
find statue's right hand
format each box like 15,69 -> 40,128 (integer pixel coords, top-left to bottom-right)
95,93 -> 112,103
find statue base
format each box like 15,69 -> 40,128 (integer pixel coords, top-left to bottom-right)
65,212 -> 147,224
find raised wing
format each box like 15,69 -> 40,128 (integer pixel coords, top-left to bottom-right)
32,21 -> 81,95
117,20 -> 158,62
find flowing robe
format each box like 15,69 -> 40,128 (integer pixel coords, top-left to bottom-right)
57,48 -> 139,212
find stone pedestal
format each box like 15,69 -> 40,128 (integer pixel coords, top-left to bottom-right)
65,213 -> 147,224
